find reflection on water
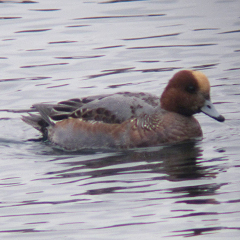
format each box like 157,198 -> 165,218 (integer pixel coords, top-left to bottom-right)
0,0 -> 240,239
1,140 -> 233,238
43,142 -> 223,199
47,142 -> 206,181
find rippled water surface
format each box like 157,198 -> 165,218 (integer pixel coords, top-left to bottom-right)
0,0 -> 240,239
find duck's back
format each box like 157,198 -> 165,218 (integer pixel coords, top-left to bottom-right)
40,92 -> 160,124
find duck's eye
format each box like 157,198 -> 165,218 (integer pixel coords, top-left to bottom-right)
186,85 -> 196,94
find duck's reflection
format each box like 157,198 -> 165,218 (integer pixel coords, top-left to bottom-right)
43,141 -> 225,199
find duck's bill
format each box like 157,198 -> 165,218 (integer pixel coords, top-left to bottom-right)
201,100 -> 225,122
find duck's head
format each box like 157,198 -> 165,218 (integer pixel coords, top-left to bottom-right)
160,70 -> 225,122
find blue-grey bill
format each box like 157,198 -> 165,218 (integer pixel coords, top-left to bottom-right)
201,100 -> 225,122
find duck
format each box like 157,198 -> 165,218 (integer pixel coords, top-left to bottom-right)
22,70 -> 225,150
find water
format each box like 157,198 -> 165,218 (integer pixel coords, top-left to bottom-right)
0,0 -> 240,239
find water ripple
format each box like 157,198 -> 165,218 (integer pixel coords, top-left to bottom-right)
87,67 -> 134,79
48,40 -> 77,44
55,55 -> 104,60
74,13 -> 165,21
0,17 -> 22,20
15,29 -> 51,33
20,63 -> 68,68
123,33 -> 181,41
128,43 -> 217,49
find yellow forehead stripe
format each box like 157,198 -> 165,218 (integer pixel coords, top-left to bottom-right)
191,70 -> 210,93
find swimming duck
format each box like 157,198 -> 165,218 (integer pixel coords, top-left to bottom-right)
22,70 -> 224,150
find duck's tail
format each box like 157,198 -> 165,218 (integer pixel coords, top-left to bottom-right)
22,104 -> 55,139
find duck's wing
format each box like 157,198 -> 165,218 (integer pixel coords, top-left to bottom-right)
23,94 -> 112,122
23,92 -> 160,133
61,92 -> 160,123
